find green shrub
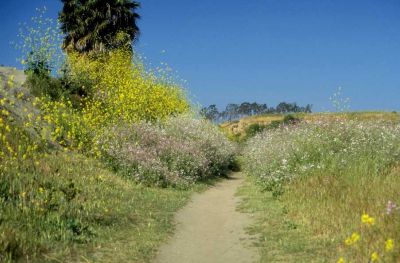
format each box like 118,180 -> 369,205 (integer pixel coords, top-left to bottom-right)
25,72 -> 64,100
244,114 -> 302,140
282,114 -> 300,124
245,123 -> 266,137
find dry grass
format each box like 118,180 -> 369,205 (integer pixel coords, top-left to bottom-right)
221,112 -> 400,140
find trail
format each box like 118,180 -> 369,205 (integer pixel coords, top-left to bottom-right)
154,173 -> 258,263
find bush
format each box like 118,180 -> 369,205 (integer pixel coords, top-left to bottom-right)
243,114 -> 302,140
245,123 -> 266,138
67,49 -> 189,126
282,114 -> 301,124
25,71 -> 64,100
99,116 -> 236,187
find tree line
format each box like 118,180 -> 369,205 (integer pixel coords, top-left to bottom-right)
200,102 -> 312,122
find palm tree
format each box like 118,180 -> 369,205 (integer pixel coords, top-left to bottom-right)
59,0 -> 140,53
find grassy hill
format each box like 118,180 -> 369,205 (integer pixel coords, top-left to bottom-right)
221,111 -> 400,140
0,67 -> 26,84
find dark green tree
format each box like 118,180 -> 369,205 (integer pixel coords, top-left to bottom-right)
59,0 -> 140,53
200,105 -> 220,122
225,104 -> 239,121
238,102 -> 252,116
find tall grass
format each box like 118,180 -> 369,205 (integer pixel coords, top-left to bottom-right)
0,152 -> 207,262
242,119 -> 400,261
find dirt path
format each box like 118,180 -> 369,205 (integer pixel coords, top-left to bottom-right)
154,173 -> 258,263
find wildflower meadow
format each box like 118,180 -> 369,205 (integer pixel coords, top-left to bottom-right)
241,119 -> 400,262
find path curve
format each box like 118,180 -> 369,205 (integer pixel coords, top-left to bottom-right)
154,173 -> 258,263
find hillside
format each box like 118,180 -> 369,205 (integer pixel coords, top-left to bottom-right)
0,67 -> 26,85
220,111 -> 400,140
0,60 -> 236,261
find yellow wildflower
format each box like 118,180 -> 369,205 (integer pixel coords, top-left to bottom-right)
345,232 -> 360,246
370,252 -> 379,262
361,214 -> 375,226
2,109 -> 9,116
7,146 -> 13,153
385,239 -> 394,252
337,257 -> 345,263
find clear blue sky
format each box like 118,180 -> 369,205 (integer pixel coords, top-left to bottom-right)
0,0 -> 399,111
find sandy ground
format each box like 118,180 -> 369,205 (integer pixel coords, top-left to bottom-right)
154,173 -> 258,263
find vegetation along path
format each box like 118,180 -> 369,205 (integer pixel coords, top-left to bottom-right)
154,173 -> 258,263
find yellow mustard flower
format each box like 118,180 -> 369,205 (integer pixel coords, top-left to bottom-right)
2,109 -> 10,116
385,239 -> 394,252
7,146 -> 13,153
345,232 -> 360,246
361,214 -> 375,226
337,257 -> 345,263
370,252 -> 379,262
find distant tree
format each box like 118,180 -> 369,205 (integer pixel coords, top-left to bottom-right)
249,102 -> 262,115
203,101 -> 312,122
218,110 -> 227,121
276,102 -> 307,113
238,102 -> 252,117
59,0 -> 140,53
225,103 -> 239,121
304,104 -> 313,113
256,103 -> 269,115
200,104 -> 219,121
249,102 -> 257,115
276,102 -> 289,113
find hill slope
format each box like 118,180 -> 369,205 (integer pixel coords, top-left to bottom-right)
221,112 -> 400,140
